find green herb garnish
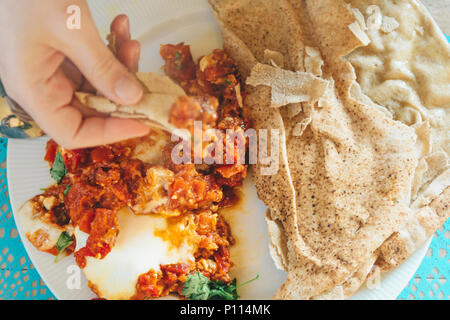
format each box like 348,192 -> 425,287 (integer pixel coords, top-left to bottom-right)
182,272 -> 259,300
175,52 -> 183,70
50,153 -> 67,184
63,184 -> 72,197
209,279 -> 239,300
54,231 -> 73,263
225,79 -> 233,86
182,272 -> 210,300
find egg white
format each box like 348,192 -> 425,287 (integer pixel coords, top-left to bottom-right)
74,207 -> 196,300
19,200 -> 68,252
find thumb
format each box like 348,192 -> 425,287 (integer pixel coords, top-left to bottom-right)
60,3 -> 143,105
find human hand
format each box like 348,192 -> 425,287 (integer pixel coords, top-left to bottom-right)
0,0 -> 150,149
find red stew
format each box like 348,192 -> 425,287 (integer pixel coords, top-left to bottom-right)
42,44 -> 248,299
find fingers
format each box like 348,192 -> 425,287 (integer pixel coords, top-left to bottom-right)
52,12 -> 146,148
61,59 -> 84,90
45,106 -> 150,149
0,2 -> 149,149
117,40 -> 140,73
71,96 -> 106,118
61,59 -> 97,93
111,15 -> 140,72
111,15 -> 131,52
29,60 -> 149,149
39,71 -> 149,149
62,14 -> 140,95
60,5 -> 143,106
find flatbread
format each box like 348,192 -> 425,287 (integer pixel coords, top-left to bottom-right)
79,33 -> 186,136
343,0 -> 450,275
264,49 -> 285,68
304,46 -> 324,77
246,63 -> 329,108
289,0 -> 449,298
135,72 -> 185,96
210,0 -> 449,300
375,186 -> 449,271
75,72 -> 188,139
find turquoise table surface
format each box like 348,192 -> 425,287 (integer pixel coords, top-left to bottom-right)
1,37 -> 450,302
0,135 -> 448,300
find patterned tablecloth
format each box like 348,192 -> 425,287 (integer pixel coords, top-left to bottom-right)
0,136 -> 448,300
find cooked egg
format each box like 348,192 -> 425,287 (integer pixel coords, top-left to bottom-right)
19,200 -> 67,252
74,207 -> 197,300
131,167 -> 180,216
131,129 -> 170,165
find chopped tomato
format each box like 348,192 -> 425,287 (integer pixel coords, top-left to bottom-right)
74,247 -> 93,269
195,211 -> 217,235
74,209 -> 117,267
160,263 -> 190,276
89,209 -> 117,240
169,96 -> 219,133
135,270 -> 160,299
213,245 -> 233,281
44,139 -> 58,164
199,49 -> 239,85
160,43 -> 196,83
92,163 -> 122,187
91,147 -> 114,164
218,186 -> 239,208
65,183 -> 99,233
63,149 -> 90,173
169,167 -> 223,212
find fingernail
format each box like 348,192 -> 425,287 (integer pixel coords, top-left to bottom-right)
114,75 -> 143,104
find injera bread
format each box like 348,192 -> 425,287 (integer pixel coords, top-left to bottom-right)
342,0 -> 450,273
209,0 -> 449,299
75,73 -> 187,137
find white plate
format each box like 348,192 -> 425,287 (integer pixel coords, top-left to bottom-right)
7,0 -> 430,300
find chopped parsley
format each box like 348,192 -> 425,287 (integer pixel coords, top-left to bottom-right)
63,184 -> 72,197
182,272 -> 259,300
54,231 -> 73,263
50,152 -> 67,184
175,51 -> 183,70
182,272 -> 210,300
225,79 -> 233,86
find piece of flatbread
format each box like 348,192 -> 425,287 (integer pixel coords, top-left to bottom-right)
264,49 -> 285,68
76,72 -> 188,139
246,63 -> 329,108
344,0 -> 450,275
135,72 -> 185,96
210,0 -> 449,300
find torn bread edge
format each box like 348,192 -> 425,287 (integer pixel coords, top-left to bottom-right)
75,73 -> 189,140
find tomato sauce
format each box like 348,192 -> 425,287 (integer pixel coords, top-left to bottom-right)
160,43 -> 197,84
43,44 -> 247,299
